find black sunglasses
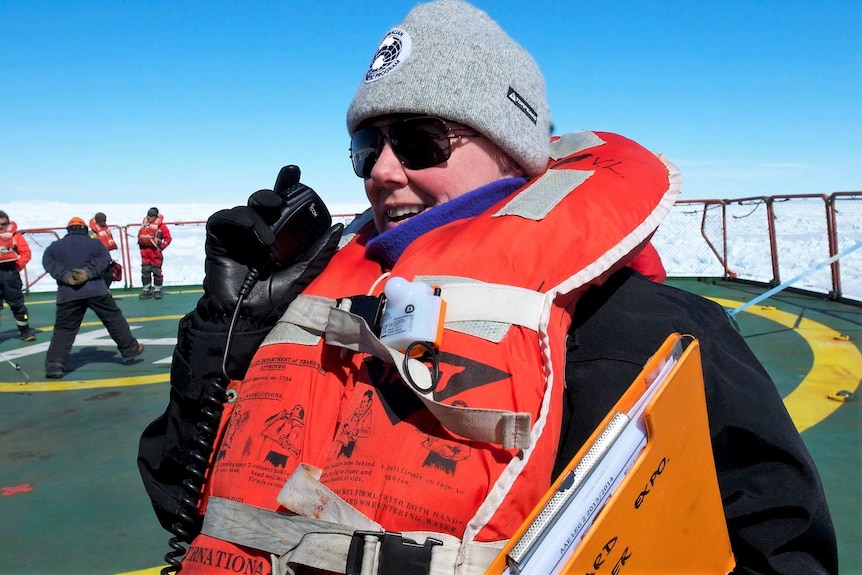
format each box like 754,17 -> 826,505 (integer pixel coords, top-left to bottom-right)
350,116 -> 481,178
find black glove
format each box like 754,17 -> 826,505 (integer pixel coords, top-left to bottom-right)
192,165 -> 342,377
141,168 -> 341,537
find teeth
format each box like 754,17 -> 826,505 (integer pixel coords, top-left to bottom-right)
386,205 -> 425,220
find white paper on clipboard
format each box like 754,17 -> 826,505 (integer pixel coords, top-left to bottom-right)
504,338 -> 684,575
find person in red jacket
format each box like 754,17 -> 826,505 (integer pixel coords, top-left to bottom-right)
0,210 -> 36,341
89,212 -> 122,286
137,207 -> 172,300
89,212 -> 118,252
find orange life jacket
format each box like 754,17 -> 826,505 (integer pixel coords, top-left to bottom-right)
0,221 -> 29,268
186,131 -> 681,575
89,218 -> 118,250
629,241 -> 666,283
138,214 -> 163,247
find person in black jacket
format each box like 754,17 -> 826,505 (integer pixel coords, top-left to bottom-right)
559,268 -> 837,574
137,1 -> 836,573
42,217 -> 144,379
139,244 -> 838,574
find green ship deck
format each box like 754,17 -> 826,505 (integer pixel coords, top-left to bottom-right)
1,279 -> 860,575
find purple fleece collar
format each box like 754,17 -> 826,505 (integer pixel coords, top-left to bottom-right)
365,177 -> 527,268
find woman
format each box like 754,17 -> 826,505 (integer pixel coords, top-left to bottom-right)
140,2 -> 836,574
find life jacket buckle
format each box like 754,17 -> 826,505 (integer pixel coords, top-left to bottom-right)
336,295 -> 386,336
346,530 -> 443,575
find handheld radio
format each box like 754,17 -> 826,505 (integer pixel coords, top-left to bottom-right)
160,166 -> 334,574
268,165 -> 333,266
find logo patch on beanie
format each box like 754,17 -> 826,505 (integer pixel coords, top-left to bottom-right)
507,87 -> 538,125
365,27 -> 412,83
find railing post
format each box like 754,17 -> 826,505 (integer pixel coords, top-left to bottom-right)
119,224 -> 132,290
21,267 -> 31,295
765,197 -> 780,287
720,201 -> 730,279
696,201 -> 733,278
826,194 -> 841,300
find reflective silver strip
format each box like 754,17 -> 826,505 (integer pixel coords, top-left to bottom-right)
339,209 -> 375,249
494,130 -> 603,222
548,130 -> 606,160
262,321 -> 321,346
494,168 -> 594,221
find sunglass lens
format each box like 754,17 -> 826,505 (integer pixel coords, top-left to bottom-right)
391,118 -> 451,170
350,128 -> 382,178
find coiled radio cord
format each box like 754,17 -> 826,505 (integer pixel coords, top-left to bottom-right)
161,268 -> 262,574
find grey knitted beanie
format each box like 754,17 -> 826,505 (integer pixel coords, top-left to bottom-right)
346,0 -> 551,176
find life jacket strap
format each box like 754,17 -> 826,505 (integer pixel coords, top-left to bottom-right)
272,284 -> 545,450
282,279 -> 547,342
201,496 -> 504,575
434,280 -> 547,341
325,305 -> 532,449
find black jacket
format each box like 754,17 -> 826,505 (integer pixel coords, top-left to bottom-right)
139,269 -> 837,574
42,227 -> 111,304
559,269 -> 836,574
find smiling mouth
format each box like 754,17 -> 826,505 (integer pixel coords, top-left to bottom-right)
386,205 -> 426,223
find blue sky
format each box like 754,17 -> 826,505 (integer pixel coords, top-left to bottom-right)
2,0 -> 859,208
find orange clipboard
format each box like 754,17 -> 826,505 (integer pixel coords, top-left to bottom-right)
486,333 -> 735,574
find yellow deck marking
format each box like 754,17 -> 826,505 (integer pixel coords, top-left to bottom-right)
711,298 -> 862,432
25,314 -> 184,334
6,297 -> 859,434
0,373 -> 169,392
124,314 -> 184,323
0,314 -> 180,392
22,288 -> 202,307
